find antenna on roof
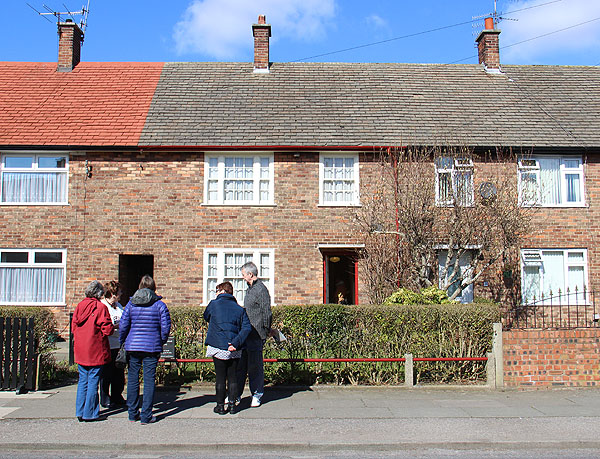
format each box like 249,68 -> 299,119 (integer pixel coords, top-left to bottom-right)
472,0 -> 517,36
27,1 -> 91,35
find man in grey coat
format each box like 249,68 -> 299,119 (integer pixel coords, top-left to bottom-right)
236,261 -> 272,407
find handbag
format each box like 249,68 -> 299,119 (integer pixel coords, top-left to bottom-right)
115,345 -> 127,369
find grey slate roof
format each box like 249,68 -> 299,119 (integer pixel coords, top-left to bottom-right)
139,62 -> 600,149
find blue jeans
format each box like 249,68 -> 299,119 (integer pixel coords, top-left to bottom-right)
127,351 -> 159,422
76,365 -> 102,420
236,330 -> 265,401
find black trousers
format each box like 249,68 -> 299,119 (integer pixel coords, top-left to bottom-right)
100,347 -> 125,406
213,357 -> 239,405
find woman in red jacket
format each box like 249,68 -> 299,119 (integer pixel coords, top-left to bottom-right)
72,280 -> 114,422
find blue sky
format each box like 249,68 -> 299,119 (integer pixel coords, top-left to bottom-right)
2,0 -> 600,65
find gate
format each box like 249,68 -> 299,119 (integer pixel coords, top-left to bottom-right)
0,317 -> 38,392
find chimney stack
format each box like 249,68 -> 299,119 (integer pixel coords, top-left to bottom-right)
57,19 -> 83,72
252,14 -> 271,73
476,17 -> 501,73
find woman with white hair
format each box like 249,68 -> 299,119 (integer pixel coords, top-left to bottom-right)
72,280 -> 114,422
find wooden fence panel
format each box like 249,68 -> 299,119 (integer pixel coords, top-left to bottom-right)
0,317 -> 38,391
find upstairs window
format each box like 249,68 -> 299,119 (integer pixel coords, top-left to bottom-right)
521,249 -> 588,304
0,249 -> 66,304
435,157 -> 473,206
518,156 -> 584,206
205,154 -> 274,205
1,154 -> 68,204
319,154 -> 360,206
203,248 -> 274,304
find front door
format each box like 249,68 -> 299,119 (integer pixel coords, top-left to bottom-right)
323,253 -> 357,304
118,254 -> 154,304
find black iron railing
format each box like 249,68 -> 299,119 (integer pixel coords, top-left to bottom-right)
505,288 -> 600,329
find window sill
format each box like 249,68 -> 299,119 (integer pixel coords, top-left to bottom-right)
202,203 -> 277,207
520,203 -> 588,209
0,202 -> 69,206
318,203 -> 361,208
0,302 -> 66,306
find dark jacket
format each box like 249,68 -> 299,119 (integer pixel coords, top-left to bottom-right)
204,293 -> 251,350
72,297 -> 114,366
244,279 -> 272,340
120,288 -> 171,353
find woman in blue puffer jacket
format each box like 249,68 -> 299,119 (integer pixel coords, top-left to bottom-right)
120,275 -> 171,424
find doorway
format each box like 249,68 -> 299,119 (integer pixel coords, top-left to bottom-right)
323,251 -> 357,305
118,254 -> 154,304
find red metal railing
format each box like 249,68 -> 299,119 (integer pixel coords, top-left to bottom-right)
160,357 -> 487,363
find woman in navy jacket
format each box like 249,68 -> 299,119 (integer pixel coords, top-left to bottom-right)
120,275 -> 171,424
204,281 -> 251,414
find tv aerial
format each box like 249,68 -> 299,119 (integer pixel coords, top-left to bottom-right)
27,1 -> 91,36
472,0 -> 517,37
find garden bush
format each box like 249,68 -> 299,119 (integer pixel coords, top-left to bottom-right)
164,302 -> 499,386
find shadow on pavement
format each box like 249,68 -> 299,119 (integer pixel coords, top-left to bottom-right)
234,386 -> 313,413
152,391 -> 215,420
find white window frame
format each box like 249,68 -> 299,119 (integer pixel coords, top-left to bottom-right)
520,248 -> 588,304
435,157 -> 474,207
319,153 -> 360,206
0,152 -> 69,205
203,248 -> 275,305
0,248 -> 67,305
518,155 -> 585,207
203,153 -> 274,206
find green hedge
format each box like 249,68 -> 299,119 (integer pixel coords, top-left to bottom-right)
166,302 -> 499,385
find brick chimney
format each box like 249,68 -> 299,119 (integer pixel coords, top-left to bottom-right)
476,17 -> 501,73
57,19 -> 83,72
252,14 -> 271,73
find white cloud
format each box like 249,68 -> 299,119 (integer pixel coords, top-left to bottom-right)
365,14 -> 388,30
173,0 -> 336,59
500,0 -> 600,63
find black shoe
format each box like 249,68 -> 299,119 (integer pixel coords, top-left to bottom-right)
141,416 -> 157,425
82,416 -> 106,422
228,403 -> 237,414
77,416 -> 83,422
213,404 -> 228,415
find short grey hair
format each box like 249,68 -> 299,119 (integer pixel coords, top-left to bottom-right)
84,280 -> 105,299
241,261 -> 258,277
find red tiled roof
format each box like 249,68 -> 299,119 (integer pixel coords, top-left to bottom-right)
0,62 -> 164,147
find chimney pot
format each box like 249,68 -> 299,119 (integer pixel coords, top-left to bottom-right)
252,14 -> 271,73
476,18 -> 501,73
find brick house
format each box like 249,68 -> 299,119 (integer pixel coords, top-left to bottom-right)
1,16 -> 600,335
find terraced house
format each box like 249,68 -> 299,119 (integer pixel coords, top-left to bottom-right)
1,15 -> 599,334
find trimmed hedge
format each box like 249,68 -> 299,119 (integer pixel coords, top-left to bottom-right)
167,302 -> 499,385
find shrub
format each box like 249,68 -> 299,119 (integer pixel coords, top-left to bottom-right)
164,302 -> 499,386
383,287 -> 453,305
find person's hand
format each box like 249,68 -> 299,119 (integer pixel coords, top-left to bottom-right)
228,344 -> 236,352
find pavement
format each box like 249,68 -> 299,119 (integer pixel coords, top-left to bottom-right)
0,342 -> 598,457
1,383 -> 600,457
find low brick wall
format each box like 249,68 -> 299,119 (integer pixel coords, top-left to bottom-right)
503,328 -> 600,387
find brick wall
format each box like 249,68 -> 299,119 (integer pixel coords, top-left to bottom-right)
503,328 -> 600,387
0,151 -> 366,335
2,151 -> 600,336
